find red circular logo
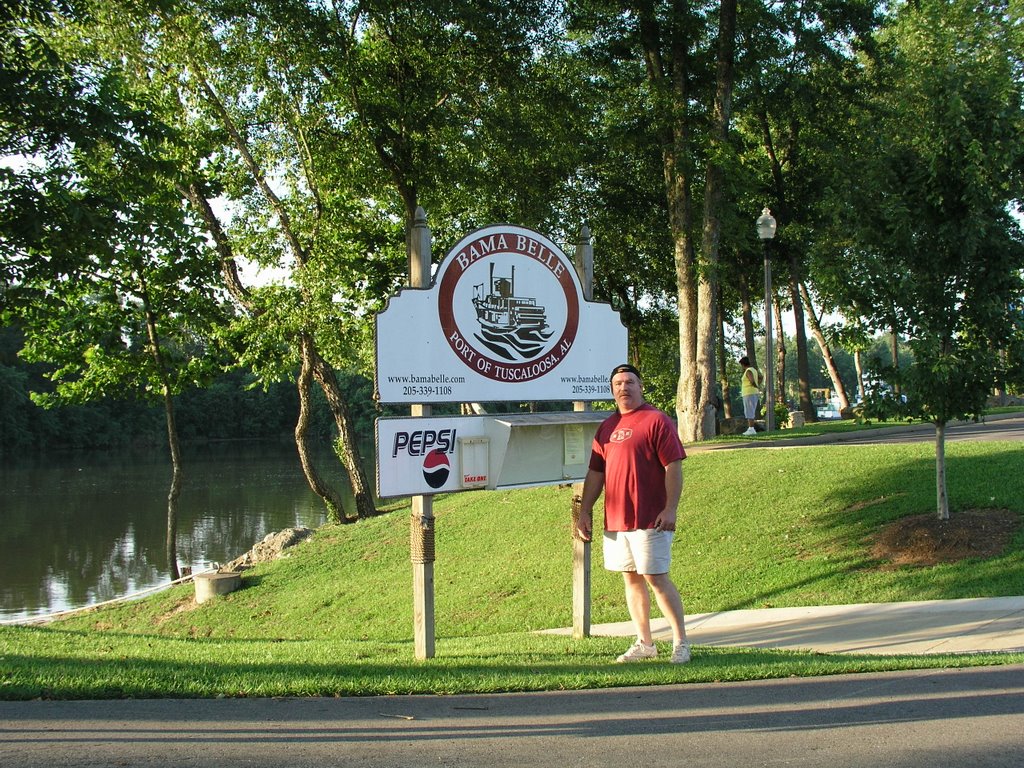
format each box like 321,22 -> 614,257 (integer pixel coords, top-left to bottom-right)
422,449 -> 450,489
437,228 -> 580,383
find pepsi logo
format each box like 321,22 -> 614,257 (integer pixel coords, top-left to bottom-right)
422,449 -> 451,489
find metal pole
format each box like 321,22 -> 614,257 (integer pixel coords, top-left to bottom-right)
763,241 -> 775,433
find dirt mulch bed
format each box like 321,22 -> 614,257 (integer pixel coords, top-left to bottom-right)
868,508 -> 1020,568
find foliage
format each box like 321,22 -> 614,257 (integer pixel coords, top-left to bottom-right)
818,0 -> 1024,517
773,401 -> 790,428
7,172 -> 229,416
1005,303 -> 1024,394
4,0 -> 1023,468
1,0 -> 158,268
0,339 -> 377,454
842,0 -> 1024,424
858,384 -> 910,424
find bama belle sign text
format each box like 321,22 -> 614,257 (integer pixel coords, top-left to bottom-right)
375,225 -> 626,404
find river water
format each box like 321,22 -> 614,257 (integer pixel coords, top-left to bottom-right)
0,442 -> 367,623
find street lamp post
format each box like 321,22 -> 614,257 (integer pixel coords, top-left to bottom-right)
756,208 -> 777,433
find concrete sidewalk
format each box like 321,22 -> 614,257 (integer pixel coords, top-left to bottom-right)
549,597 -> 1024,655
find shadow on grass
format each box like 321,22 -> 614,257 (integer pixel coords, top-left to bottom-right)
711,444 -> 1024,613
4,627 -> 1023,701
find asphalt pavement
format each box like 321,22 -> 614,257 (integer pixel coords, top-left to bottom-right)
3,665 -> 1024,767
691,410 -> 1024,451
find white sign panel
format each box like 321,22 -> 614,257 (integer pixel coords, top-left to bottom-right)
375,411 -> 607,498
376,224 -> 626,403
377,416 -> 490,497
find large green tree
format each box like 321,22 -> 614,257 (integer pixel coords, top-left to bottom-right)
62,0 -> 587,521
731,0 -> 882,421
2,0 -> 233,578
845,0 -> 1024,519
567,1 -> 740,442
2,0 -> 156,281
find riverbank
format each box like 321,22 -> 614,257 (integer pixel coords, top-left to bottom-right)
2,437 -> 1023,699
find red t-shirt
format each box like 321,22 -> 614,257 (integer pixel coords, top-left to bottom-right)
588,403 -> 686,532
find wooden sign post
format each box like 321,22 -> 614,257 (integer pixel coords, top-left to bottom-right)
408,207 -> 435,660
572,226 -> 593,639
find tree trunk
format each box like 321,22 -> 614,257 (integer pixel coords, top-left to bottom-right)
187,72 -> 375,523
306,336 -> 377,520
716,288 -> 732,420
693,0 -> 738,442
740,279 -> 757,366
787,267 -> 814,422
667,130 -> 698,441
854,349 -> 866,403
773,294 -> 786,411
183,183 -> 252,308
799,281 -> 850,411
162,387 -> 182,582
695,268 -> 718,440
889,327 -> 902,397
935,421 -> 949,520
675,243 -> 699,441
994,348 -> 1007,404
185,181 -> 370,522
142,297 -> 181,581
296,339 -> 349,523
634,2 -> 700,441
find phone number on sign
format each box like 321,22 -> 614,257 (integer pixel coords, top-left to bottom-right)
402,386 -> 454,397
572,384 -> 610,395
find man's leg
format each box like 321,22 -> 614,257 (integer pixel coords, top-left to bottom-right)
622,571 -> 653,644
645,572 -> 688,646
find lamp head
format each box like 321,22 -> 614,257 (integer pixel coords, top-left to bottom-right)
756,207 -> 777,240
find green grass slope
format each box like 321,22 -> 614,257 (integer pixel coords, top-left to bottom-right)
2,439 -> 1022,699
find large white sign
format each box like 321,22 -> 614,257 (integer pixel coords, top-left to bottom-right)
375,225 -> 626,403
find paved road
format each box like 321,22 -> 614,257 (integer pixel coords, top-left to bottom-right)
693,412 -> 1024,451
3,665 -> 1023,767
827,413 -> 1024,446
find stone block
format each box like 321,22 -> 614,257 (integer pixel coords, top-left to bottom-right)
194,571 -> 242,604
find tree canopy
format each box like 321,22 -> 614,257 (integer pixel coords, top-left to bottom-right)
3,0 -> 1023,525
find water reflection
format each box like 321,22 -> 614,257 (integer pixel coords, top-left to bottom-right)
0,442 -> 356,622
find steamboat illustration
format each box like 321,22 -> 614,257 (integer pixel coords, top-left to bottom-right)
472,263 -> 553,361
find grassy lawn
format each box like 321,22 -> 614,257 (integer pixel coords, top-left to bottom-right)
2,436 -> 1023,699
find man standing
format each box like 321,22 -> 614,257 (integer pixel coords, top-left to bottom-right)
577,363 -> 691,664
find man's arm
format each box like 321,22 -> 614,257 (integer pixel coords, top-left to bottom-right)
576,468 -> 605,541
655,460 -> 683,532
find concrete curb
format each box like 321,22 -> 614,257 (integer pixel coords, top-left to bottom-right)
545,597 -> 1024,656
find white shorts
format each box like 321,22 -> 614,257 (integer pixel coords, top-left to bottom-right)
603,529 -> 673,575
743,394 -> 759,419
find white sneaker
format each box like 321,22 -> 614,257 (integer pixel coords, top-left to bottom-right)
615,639 -> 657,663
670,643 -> 691,664
743,427 -> 756,436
